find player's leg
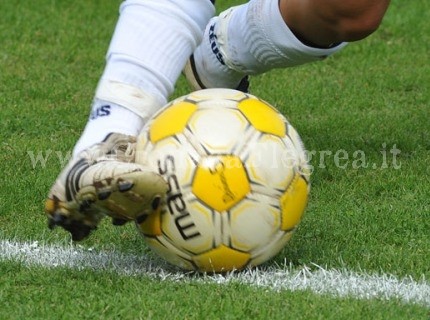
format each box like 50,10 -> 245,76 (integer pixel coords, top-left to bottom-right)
46,0 -> 215,240
279,0 -> 390,48
184,0 -> 390,90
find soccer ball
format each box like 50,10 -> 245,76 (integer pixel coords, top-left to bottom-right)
135,89 -> 310,272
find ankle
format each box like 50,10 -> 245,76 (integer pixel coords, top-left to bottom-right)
72,100 -> 144,156
192,13 -> 247,89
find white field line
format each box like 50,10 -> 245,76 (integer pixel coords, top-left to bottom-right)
1,240 -> 429,308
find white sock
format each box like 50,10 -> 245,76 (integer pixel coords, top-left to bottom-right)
72,0 -> 215,156
73,99 -> 144,156
97,0 -> 215,118
193,0 -> 347,88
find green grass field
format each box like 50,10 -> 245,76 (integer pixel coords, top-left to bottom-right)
1,0 -> 429,319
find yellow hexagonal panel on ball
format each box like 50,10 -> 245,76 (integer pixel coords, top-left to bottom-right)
192,155 -> 250,212
193,245 -> 250,272
238,98 -> 286,137
149,101 -> 197,143
280,174 -> 309,231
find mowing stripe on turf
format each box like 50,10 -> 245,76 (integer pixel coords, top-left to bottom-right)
1,240 -> 429,307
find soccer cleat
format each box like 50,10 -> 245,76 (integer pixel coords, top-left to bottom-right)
45,133 -> 168,241
183,54 -> 249,93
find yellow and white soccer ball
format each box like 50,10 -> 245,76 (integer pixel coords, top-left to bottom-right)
135,88 -> 310,272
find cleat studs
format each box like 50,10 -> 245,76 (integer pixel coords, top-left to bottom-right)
66,221 -> 96,241
79,199 -> 94,212
97,190 -> 111,200
112,218 -> 128,226
118,180 -> 134,192
48,212 -> 67,229
151,196 -> 162,211
136,214 -> 148,224
52,212 -> 66,224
